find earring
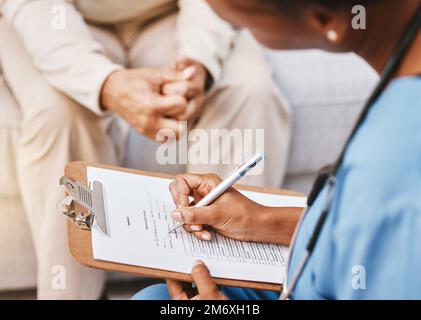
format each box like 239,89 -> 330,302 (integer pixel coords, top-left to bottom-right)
326,30 -> 338,42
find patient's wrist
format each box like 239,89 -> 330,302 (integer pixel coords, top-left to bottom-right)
100,69 -> 124,112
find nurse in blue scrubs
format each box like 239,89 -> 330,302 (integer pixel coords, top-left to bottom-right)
133,0 -> 421,300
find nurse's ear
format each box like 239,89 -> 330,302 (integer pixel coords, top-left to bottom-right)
304,4 -> 352,52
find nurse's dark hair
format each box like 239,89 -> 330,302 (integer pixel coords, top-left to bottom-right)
227,0 -> 376,15
260,0 -> 373,7
302,0 -> 373,8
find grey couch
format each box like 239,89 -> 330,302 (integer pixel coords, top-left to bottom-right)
266,50 -> 377,194
0,50 -> 377,292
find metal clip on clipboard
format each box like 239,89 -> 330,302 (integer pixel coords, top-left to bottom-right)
58,176 -> 109,236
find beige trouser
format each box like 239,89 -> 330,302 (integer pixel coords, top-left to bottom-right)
0,14 -> 290,299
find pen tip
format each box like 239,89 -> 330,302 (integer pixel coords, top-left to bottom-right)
168,222 -> 183,233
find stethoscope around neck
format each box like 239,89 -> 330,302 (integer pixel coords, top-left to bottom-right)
280,7 -> 421,300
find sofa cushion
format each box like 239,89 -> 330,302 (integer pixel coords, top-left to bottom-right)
265,49 -> 379,193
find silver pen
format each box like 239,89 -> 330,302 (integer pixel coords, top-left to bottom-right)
168,152 -> 266,233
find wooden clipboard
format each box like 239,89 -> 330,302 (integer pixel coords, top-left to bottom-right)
64,161 -> 304,292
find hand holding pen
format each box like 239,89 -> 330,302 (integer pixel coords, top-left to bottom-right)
167,153 -> 269,241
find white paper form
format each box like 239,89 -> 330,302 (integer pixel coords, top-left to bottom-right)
87,167 -> 306,284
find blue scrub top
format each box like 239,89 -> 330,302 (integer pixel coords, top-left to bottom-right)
288,76 -> 421,299
132,76 -> 421,301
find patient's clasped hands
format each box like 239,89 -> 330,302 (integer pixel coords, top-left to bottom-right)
100,56 -> 208,140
